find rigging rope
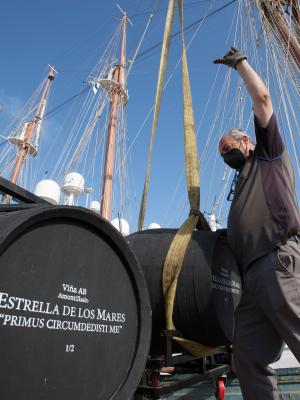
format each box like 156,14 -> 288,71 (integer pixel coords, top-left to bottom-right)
127,13 -> 154,78
129,0 -> 225,18
43,87 -> 90,120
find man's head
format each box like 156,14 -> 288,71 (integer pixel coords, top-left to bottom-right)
219,129 -> 255,169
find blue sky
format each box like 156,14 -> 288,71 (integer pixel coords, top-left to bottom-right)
0,1 -> 299,230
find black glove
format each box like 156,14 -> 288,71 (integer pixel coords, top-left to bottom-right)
213,47 -> 247,69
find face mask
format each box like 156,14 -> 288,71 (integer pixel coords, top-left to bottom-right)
222,148 -> 245,170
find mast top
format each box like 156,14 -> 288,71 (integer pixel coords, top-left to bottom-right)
116,4 -> 133,26
47,65 -> 58,81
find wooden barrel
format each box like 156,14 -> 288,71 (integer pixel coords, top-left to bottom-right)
127,229 -> 242,355
0,205 -> 151,400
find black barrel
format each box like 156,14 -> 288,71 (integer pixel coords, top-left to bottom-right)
0,205 -> 151,400
127,229 -> 242,355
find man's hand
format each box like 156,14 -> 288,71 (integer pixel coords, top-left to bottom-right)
213,47 -> 247,69
214,47 -> 273,127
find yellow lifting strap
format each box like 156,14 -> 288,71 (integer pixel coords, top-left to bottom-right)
137,0 -> 176,231
162,0 -> 219,357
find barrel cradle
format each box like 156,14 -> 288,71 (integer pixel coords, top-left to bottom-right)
127,229 -> 242,355
0,206 -> 151,400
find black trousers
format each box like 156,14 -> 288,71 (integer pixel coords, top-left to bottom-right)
233,240 -> 300,400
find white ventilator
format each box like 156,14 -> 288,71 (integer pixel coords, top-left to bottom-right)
148,223 -> 161,229
90,201 -> 101,214
34,179 -> 61,205
208,214 -> 217,231
111,218 -> 130,236
208,214 -> 222,231
62,172 -> 85,206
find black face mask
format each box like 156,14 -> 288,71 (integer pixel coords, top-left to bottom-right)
222,148 -> 245,170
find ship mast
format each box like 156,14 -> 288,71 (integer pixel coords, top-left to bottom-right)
259,1 -> 300,70
9,66 -> 56,185
100,13 -> 128,221
291,0 -> 300,39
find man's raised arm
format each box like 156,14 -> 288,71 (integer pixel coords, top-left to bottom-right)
214,47 -> 273,127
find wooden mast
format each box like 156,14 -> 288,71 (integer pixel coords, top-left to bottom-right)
9,66 -> 56,185
291,0 -> 300,40
291,0 -> 300,24
259,1 -> 300,70
100,14 -> 127,221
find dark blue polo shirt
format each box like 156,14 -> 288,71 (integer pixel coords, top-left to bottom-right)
227,113 -> 300,271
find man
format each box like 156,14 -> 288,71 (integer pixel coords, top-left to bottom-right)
214,47 -> 300,399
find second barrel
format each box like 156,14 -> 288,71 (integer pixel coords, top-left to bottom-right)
127,229 -> 242,355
